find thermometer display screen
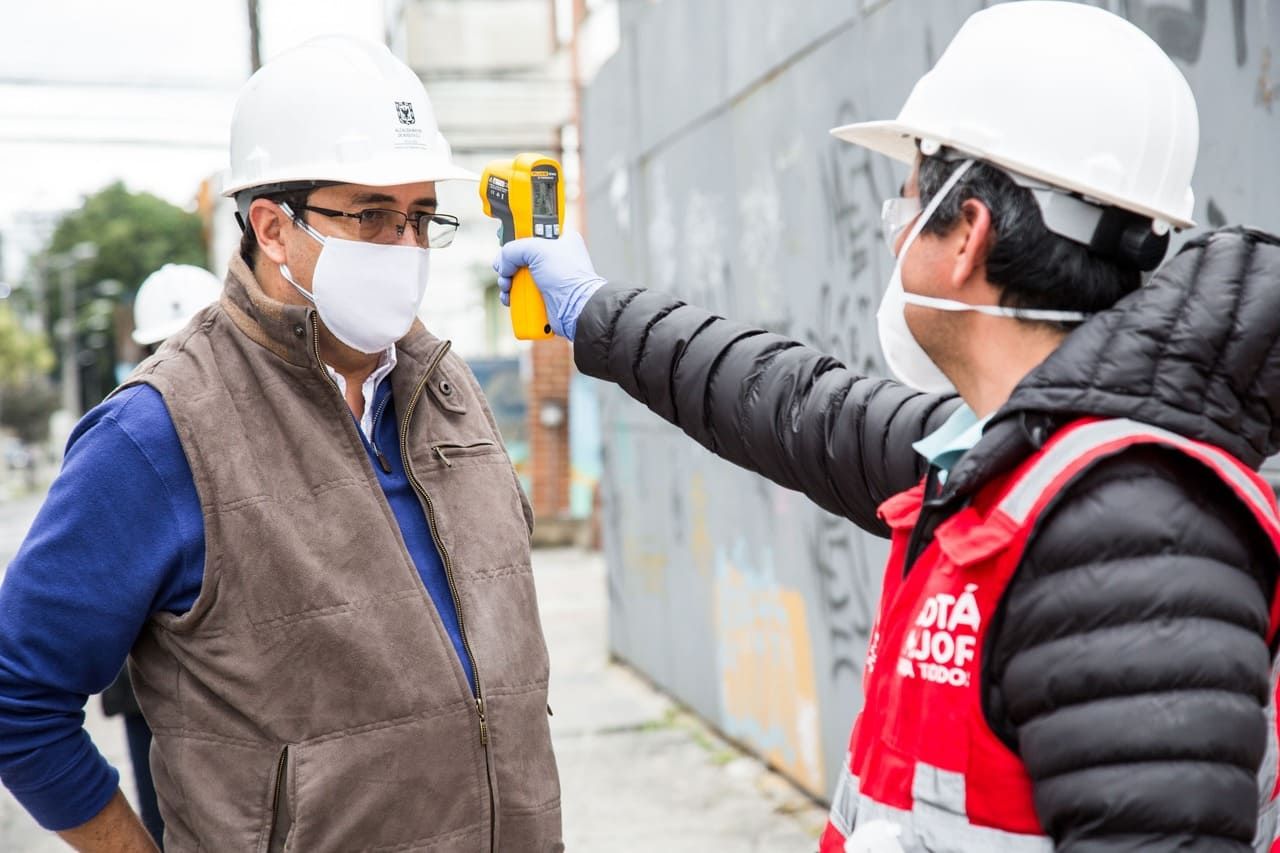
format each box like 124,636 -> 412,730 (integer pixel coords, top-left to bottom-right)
532,178 -> 557,217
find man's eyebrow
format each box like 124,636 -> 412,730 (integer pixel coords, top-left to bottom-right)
347,192 -> 437,208
349,192 -> 397,205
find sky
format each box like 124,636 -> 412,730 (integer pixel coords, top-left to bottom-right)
0,0 -> 387,281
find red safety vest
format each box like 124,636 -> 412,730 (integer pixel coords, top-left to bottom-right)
820,417 -> 1280,853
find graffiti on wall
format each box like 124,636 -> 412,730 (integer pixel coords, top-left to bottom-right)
714,541 -> 825,794
812,99 -> 896,375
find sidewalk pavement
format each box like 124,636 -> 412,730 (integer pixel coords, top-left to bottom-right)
540,547 -> 827,852
0,489 -> 826,850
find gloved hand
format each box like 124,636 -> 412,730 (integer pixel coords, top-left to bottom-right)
493,231 -> 607,340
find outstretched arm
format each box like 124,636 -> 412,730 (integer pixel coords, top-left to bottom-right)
497,233 -> 958,533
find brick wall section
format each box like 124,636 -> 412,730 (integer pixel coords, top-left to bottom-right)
529,336 -> 572,518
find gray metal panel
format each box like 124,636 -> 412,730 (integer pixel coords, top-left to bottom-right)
632,0 -> 731,157
721,0 -> 858,97
581,35 -> 640,195
581,0 -> 1280,802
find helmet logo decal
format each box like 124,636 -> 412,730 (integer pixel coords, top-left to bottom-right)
395,102 -> 416,125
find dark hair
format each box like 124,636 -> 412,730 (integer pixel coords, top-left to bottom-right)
916,154 -> 1141,324
237,186 -> 316,266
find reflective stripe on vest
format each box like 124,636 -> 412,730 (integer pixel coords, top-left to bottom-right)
822,417 -> 1280,853
998,418 -> 1280,531
1257,656 -> 1280,853
828,760 -> 1053,853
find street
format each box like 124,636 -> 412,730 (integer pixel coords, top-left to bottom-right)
0,487 -> 826,851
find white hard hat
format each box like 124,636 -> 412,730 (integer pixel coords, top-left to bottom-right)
132,264 -> 222,346
222,35 -> 477,205
831,1 -> 1198,231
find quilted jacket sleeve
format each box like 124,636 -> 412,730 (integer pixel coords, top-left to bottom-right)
572,283 -> 960,535
990,446 -> 1279,852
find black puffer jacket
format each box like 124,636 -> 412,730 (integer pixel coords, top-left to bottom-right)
575,227 -> 1280,851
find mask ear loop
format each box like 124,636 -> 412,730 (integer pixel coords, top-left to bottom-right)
902,292 -> 1088,323
893,158 -> 975,268
276,202 -> 324,304
278,202 -> 327,246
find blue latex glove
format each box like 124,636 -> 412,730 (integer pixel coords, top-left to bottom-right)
493,231 -> 607,340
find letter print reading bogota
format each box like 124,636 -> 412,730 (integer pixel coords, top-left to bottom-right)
898,585 -> 981,687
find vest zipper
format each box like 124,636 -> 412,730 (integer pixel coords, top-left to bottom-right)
265,745 -> 290,853
311,317 -> 344,398
370,393 -> 394,473
310,322 -> 496,850
399,341 -> 498,853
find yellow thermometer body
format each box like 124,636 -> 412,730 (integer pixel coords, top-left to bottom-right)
479,154 -> 565,340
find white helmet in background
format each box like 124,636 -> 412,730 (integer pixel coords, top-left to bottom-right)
223,35 -> 477,221
831,1 -> 1199,233
132,264 -> 222,346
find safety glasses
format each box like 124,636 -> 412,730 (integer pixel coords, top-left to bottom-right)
881,196 -> 922,254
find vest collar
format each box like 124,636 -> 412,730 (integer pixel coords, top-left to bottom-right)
220,253 -> 447,375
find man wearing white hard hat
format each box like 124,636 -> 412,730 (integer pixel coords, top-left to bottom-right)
497,3 -> 1280,851
0,37 -> 558,852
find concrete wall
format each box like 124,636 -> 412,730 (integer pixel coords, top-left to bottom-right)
579,0 -> 1280,801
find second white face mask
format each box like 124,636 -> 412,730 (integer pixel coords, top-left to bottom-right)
876,160 -> 975,394
280,206 -> 431,354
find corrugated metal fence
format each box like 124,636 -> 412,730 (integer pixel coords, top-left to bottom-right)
579,0 -> 1280,800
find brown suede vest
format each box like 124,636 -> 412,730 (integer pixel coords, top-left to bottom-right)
123,257 -> 561,852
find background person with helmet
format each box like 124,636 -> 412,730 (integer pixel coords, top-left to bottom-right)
130,264 -> 223,352
96,261 -> 222,850
0,36 -> 555,852
497,3 -> 1280,851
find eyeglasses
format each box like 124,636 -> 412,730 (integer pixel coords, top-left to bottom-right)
881,196 -> 922,254
297,205 -> 460,248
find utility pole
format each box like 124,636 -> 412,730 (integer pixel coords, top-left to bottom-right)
247,0 -> 263,72
52,242 -> 96,419
58,264 -> 79,418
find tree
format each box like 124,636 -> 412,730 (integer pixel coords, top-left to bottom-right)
0,303 -> 57,442
32,182 -> 208,409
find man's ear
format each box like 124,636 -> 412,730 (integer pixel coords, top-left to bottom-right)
249,199 -> 290,265
949,198 -> 993,289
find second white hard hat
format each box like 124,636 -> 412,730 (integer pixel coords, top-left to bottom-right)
133,264 -> 222,346
831,1 -> 1199,231
222,35 -> 477,202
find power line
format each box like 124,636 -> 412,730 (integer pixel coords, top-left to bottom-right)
0,75 -> 240,92
0,135 -> 225,150
0,133 -> 555,157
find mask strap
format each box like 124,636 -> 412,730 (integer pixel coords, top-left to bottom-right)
279,203 -> 327,246
900,292 -> 1089,323
897,159 -> 975,259
277,202 -> 323,305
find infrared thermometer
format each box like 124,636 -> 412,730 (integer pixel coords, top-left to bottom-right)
479,154 -> 565,340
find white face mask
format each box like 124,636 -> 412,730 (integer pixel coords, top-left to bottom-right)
876,160 -> 1088,394
279,204 -> 431,354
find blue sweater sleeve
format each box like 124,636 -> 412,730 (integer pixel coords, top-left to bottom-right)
0,384 -> 204,830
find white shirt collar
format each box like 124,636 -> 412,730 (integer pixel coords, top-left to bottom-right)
326,346 -> 397,441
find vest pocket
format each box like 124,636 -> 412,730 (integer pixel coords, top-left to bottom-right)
431,439 -> 499,467
263,745 -> 292,853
